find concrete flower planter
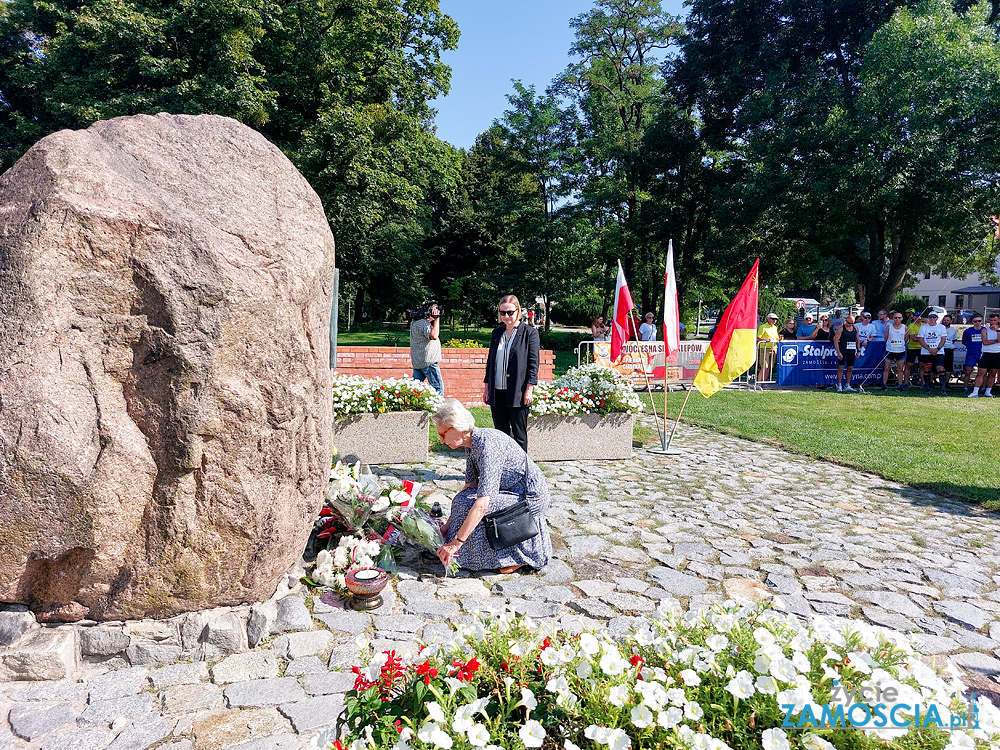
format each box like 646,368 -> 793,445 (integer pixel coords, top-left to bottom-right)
527,413 -> 635,462
333,411 -> 429,465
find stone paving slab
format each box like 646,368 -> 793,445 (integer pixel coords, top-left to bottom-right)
2,420 -> 1000,749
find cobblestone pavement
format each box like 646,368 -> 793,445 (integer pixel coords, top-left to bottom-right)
3,419 -> 999,750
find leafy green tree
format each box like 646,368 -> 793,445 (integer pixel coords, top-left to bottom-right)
677,0 -> 1000,313
559,0 -> 679,309
0,0 -> 461,322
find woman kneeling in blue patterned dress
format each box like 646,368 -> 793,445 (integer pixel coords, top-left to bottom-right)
432,398 -> 552,574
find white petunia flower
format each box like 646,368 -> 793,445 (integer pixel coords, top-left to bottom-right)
519,720 -> 546,748
755,674 -> 778,695
680,669 -> 701,686
754,627 -> 776,647
606,727 -> 631,750
761,728 -> 790,750
546,675 -> 570,695
585,726 -> 610,743
418,721 -> 439,744
600,649 -> 628,676
684,701 -> 705,720
630,703 -> 655,728
576,660 -> 593,678
658,707 -> 683,728
666,687 -> 686,706
517,687 -> 537,711
609,684 -> 631,707
427,702 -> 445,723
467,724 -> 490,747
705,634 -> 728,652
564,742 -> 581,750
769,657 -> 797,684
725,670 -> 755,699
429,727 -> 453,749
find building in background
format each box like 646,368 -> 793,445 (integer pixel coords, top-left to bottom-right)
901,254 -> 1000,317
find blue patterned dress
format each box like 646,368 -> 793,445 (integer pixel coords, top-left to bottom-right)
446,428 -> 553,571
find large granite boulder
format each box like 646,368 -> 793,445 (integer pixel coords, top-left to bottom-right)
0,113 -> 335,621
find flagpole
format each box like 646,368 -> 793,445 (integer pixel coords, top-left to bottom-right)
664,386 -> 694,452
627,312 -> 663,441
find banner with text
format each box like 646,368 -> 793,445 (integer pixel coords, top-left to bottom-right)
593,340 -> 710,386
776,341 -> 967,386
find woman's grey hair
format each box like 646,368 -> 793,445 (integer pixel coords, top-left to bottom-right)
432,398 -> 476,433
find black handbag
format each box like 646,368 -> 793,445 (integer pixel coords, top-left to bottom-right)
483,455 -> 538,551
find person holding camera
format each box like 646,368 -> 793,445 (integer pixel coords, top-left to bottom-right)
483,295 -> 540,453
409,301 -> 444,395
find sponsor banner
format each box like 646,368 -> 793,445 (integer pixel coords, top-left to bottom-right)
776,341 -> 967,386
593,340 -> 710,386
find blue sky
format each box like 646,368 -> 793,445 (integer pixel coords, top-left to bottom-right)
432,0 -> 688,150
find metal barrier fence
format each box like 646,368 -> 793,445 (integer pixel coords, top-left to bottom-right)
574,339 -> 763,390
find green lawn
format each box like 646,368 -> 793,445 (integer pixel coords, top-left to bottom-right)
639,389 -> 1000,508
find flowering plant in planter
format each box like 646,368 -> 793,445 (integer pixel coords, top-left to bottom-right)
530,364 -> 644,417
333,599 -> 998,750
332,374 -> 444,416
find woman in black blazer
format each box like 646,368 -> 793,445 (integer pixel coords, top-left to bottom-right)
482,294 -> 540,452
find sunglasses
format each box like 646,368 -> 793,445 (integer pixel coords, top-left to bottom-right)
499,309 -> 517,316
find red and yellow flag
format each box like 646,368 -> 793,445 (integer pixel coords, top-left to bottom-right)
693,259 -> 760,397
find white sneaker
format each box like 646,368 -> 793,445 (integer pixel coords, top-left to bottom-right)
968,393 -> 979,398
844,386 -> 856,392
836,384 -> 843,392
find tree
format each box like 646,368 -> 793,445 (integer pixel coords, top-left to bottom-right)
0,0 -> 461,321
495,82 -> 579,330
559,0 -> 679,310
677,0 -> 1000,312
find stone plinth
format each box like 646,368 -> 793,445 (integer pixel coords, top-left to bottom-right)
334,411 -> 430,465
527,413 -> 634,462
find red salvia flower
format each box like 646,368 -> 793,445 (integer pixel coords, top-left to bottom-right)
414,660 -> 439,685
449,656 -> 481,682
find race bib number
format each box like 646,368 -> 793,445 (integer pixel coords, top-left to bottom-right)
972,334 -> 982,342
846,342 -> 856,350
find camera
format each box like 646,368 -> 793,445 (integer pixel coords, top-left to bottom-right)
408,300 -> 443,321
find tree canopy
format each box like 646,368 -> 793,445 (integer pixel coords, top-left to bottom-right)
3,0 -> 999,324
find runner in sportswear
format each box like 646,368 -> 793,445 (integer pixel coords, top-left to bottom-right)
883,312 -> 908,391
917,311 -> 947,393
940,314 -> 957,393
833,315 -> 859,392
968,313 -> 1000,398
903,309 -> 923,388
962,315 -> 985,394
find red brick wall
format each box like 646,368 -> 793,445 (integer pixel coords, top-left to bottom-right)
334,348 -> 556,407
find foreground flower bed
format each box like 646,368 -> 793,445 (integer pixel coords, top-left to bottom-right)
333,599 -> 998,750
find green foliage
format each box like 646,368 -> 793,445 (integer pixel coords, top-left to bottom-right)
892,294 -> 930,314
758,289 -> 798,323
676,0 -> 1000,312
0,0 -> 461,324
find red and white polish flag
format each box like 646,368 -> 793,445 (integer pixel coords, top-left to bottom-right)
663,240 -> 680,363
611,260 -> 636,362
